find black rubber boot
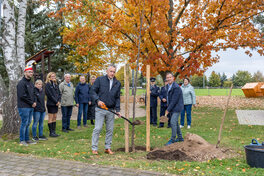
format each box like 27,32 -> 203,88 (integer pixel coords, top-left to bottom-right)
52,122 -> 60,137
48,123 -> 56,137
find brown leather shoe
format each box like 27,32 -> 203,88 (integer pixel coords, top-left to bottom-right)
105,149 -> 114,155
92,150 -> 98,155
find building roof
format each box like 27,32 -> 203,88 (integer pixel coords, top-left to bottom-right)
25,48 -> 54,64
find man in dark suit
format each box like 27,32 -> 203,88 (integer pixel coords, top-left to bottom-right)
165,72 -> 184,145
150,77 -> 160,126
158,79 -> 168,128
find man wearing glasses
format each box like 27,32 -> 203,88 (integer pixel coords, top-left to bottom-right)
17,61 -> 37,146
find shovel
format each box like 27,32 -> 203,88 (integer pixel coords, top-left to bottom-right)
98,104 -> 142,126
160,115 -> 169,123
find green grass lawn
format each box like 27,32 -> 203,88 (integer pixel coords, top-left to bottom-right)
121,88 -> 244,96
1,106 -> 263,175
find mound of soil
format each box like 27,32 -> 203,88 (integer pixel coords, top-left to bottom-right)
147,133 -> 231,162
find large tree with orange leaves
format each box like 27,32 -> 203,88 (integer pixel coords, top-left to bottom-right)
51,0 -> 264,79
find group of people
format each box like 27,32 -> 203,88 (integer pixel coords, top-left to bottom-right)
149,76 -> 196,130
17,61 -> 195,151
17,62 -> 96,146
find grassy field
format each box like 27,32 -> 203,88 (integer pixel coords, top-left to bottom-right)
1,106 -> 263,175
121,88 -> 244,96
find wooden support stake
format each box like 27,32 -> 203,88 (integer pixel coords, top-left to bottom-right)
146,65 -> 150,152
41,54 -> 45,81
216,84 -> 233,148
124,64 -> 130,153
48,55 -> 51,73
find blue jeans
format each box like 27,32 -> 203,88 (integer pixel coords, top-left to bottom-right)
180,104 -> 192,126
170,112 -> 183,140
77,103 -> 88,126
18,108 -> 34,142
32,111 -> 46,137
61,106 -> 73,130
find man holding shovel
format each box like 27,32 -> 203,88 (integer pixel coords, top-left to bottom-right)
165,72 -> 184,146
91,65 -> 121,155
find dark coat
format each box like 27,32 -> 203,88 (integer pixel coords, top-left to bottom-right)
34,87 -> 45,112
91,75 -> 121,112
150,85 -> 160,107
45,81 -> 61,106
17,77 -> 35,108
159,86 -> 167,107
166,82 -> 184,113
88,83 -> 95,105
75,82 -> 90,104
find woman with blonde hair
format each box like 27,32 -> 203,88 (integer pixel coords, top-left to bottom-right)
45,72 -> 61,137
32,79 -> 47,141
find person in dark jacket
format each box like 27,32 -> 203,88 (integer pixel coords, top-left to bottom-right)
150,77 -> 160,126
87,75 -> 96,125
32,80 -> 47,141
165,72 -> 184,146
91,65 -> 121,155
17,62 -> 37,146
75,76 -> 90,128
45,72 -> 61,137
158,79 -> 168,128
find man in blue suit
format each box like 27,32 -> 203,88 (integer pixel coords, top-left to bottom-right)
165,72 -> 184,145
150,78 -> 160,126
158,79 -> 168,128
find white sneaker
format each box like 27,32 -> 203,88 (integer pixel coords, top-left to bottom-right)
187,125 -> 191,129
180,125 -> 184,128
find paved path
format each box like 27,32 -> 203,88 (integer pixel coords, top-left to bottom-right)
0,103 -> 146,121
0,152 -> 169,176
236,110 -> 264,125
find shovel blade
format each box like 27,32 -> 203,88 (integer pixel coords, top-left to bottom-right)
160,116 -> 168,123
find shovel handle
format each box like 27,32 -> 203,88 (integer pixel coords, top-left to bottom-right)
98,107 -> 134,125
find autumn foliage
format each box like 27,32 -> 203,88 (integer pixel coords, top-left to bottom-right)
49,0 -> 264,79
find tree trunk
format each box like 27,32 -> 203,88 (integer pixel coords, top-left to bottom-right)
131,0 -> 145,152
0,81 -> 20,134
0,0 -> 27,135
17,0 -> 27,74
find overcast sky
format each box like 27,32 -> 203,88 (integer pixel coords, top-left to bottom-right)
204,48 -> 264,78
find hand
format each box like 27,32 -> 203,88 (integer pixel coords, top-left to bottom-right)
98,101 -> 104,107
89,101 -> 91,105
32,102 -> 36,108
76,104 -> 79,107
56,102 -> 60,106
116,112 -> 121,118
193,104 -> 196,108
162,98 -> 167,102
165,110 -> 169,117
150,91 -> 152,94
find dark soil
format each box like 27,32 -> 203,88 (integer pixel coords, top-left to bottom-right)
116,146 -> 153,152
147,133 -> 233,162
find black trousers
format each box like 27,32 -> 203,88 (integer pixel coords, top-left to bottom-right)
61,106 -> 73,130
150,106 -> 157,125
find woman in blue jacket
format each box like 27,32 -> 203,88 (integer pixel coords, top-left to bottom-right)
75,76 -> 90,128
180,78 -> 196,129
